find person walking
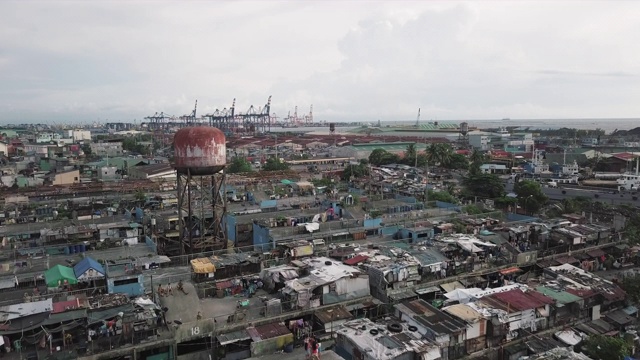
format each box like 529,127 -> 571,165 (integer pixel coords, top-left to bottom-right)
304,336 -> 312,359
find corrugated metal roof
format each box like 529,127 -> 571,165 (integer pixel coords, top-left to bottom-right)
248,323 -> 291,340
217,329 -> 251,345
344,255 -> 368,266
484,289 -> 554,312
535,286 -> 582,304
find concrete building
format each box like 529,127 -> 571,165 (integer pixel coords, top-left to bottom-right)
67,129 -> 92,142
335,318 -> 441,360
468,133 -> 491,151
90,141 -> 123,157
128,163 -> 176,181
0,141 -> 8,156
47,169 -> 80,186
97,166 -> 120,181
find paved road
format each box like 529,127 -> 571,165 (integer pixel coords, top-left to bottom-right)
543,187 -> 640,207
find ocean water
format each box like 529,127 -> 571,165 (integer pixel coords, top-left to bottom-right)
383,118 -> 639,133
270,118 -> 638,135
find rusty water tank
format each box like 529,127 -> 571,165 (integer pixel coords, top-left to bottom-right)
173,126 -> 226,175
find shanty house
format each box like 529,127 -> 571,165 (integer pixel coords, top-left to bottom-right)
395,299 -> 469,359
73,257 -> 106,284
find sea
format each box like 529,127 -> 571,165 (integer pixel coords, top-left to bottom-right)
269,118 -> 639,136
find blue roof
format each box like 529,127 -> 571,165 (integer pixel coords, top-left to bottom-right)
73,257 -> 105,278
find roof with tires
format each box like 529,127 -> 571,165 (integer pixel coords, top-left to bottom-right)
396,299 -> 468,335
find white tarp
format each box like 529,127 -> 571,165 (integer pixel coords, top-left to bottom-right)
444,287 -> 483,304
299,222 -> 320,233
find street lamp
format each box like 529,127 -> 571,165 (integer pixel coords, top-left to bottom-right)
524,195 -> 533,215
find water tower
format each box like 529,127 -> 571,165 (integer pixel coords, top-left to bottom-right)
173,126 -> 227,255
458,121 -> 469,145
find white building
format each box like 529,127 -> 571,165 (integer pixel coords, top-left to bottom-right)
336,318 -> 441,360
127,163 -> 176,181
282,257 -> 369,309
0,141 -> 8,156
67,130 -> 92,142
90,142 -> 123,157
468,133 -> 491,151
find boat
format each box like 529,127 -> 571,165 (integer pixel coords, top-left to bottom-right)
617,157 -> 640,191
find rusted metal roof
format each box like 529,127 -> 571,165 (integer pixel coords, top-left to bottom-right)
484,289 -> 554,312
247,322 -> 291,340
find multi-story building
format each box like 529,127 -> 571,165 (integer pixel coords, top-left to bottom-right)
90,141 -> 123,157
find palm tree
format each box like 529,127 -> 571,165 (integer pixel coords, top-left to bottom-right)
405,144 -> 417,165
426,143 -> 439,164
470,149 -> 486,165
426,143 -> 453,166
438,143 -> 453,166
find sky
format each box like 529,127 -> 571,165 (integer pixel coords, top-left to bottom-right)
0,1 -> 639,124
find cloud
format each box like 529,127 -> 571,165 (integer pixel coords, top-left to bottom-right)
0,1 -> 639,123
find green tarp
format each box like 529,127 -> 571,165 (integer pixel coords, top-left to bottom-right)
281,179 -> 293,185
44,265 -> 78,287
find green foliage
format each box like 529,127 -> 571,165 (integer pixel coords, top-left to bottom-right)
227,158 -> 253,174
463,173 -> 505,199
425,143 -> 453,166
311,178 -> 333,187
369,148 -> 401,166
122,136 -> 152,156
621,274 -> 640,302
444,153 -> 469,170
427,190 -> 458,204
263,157 -> 290,171
514,180 -> 548,215
81,144 -> 92,156
342,160 -> 369,181
463,204 -> 484,214
583,335 -> 631,360
403,144 -> 417,166
134,190 -> 146,202
494,196 -> 518,209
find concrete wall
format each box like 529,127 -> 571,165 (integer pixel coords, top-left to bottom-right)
250,334 -> 294,357
363,218 -> 382,228
226,215 -> 237,243
53,170 -> 80,186
253,222 -> 272,251
107,275 -> 144,296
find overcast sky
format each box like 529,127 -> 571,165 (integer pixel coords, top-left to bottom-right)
1,1 -> 639,124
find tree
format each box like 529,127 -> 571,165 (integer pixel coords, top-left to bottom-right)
342,160 -> 369,181
463,173 -> 505,199
427,190 -> 458,204
81,144 -> 92,156
513,180 -> 548,215
369,149 -> 400,166
621,274 -> 640,302
134,190 -> 146,202
426,143 -> 453,165
444,153 -> 469,170
227,158 -> 253,174
403,144 -> 417,166
583,335 -> 631,360
263,158 -> 289,171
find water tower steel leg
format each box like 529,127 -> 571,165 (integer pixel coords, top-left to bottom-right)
187,170 -> 193,254
177,173 -> 186,256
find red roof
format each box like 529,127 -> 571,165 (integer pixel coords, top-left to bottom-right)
484,289 -> 554,312
52,299 -> 86,314
612,152 -> 637,161
344,255 -> 368,266
456,149 -> 470,155
565,288 -> 598,299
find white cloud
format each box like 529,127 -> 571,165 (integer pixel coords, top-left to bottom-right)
0,1 -> 639,123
